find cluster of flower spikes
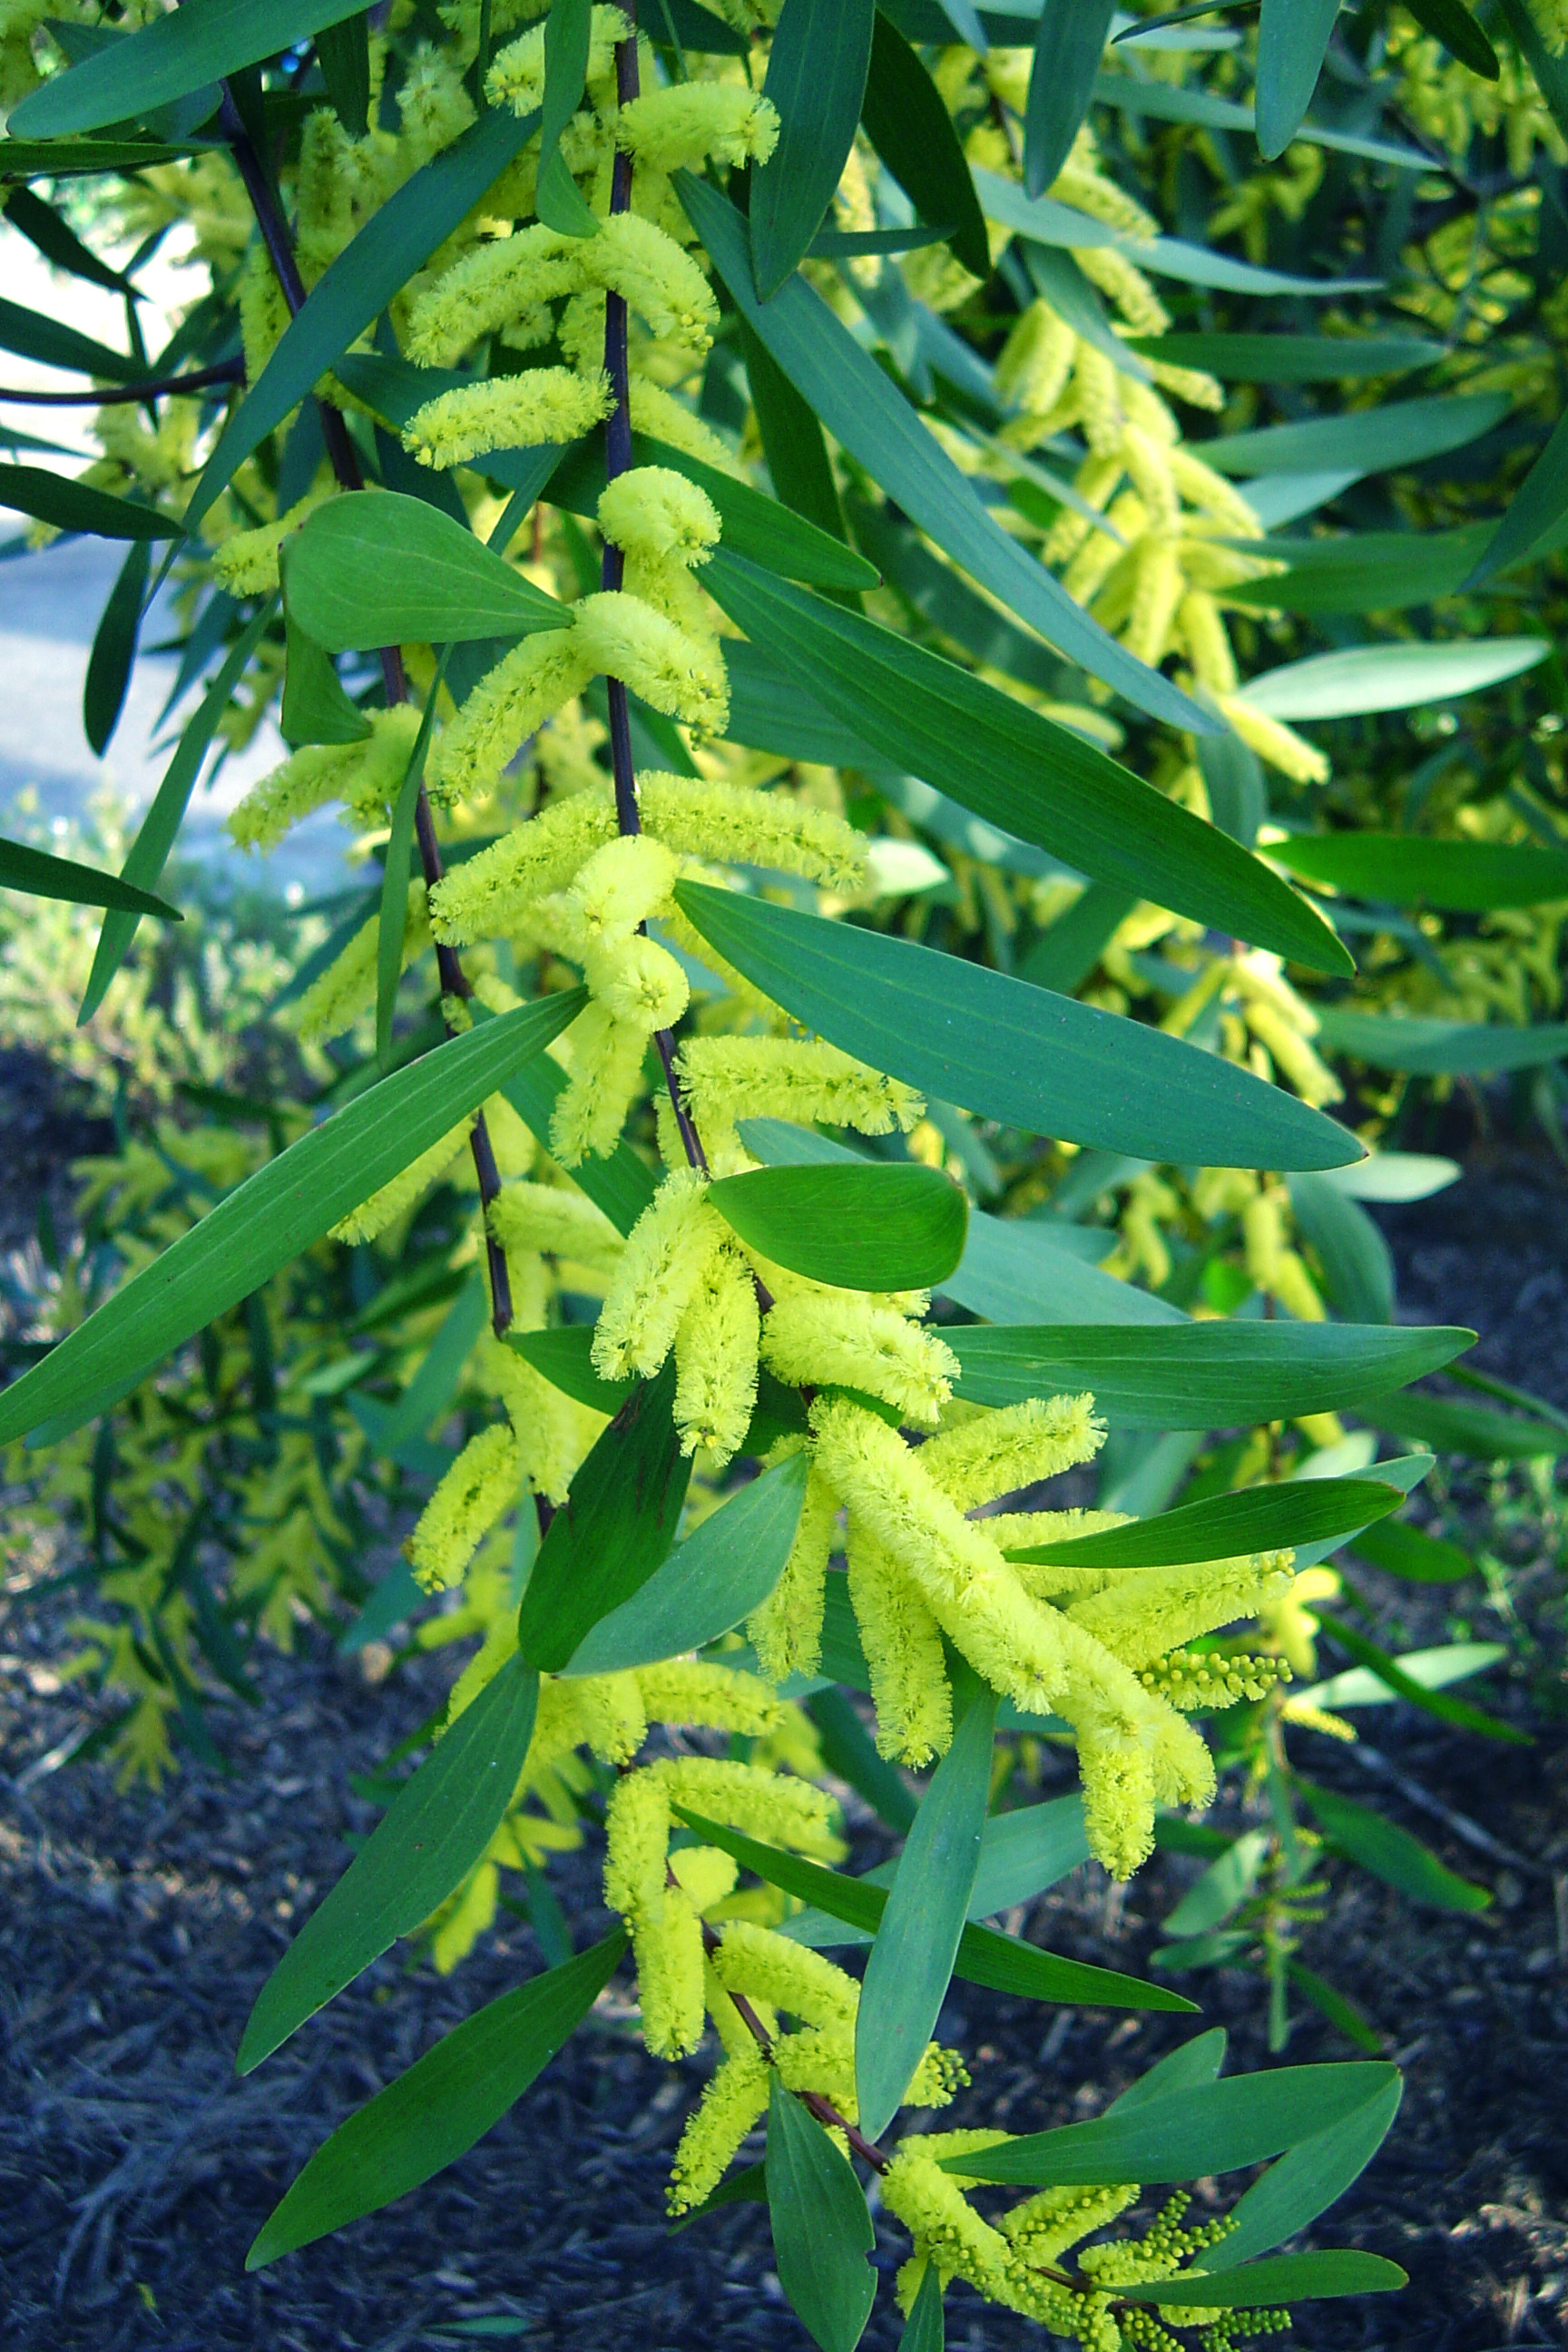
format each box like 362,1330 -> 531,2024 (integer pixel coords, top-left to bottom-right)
882,2151 -> 1289,2352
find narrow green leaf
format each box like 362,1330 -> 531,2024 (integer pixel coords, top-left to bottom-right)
708,1163 -> 966,1293
1208,2077 -> 1402,2269
1297,1779 -> 1490,1912
1315,1007 -> 1568,1077
1294,1640 -> 1506,1711
317,13 -> 371,137
1306,1608 -> 1526,1742
1348,1519 -> 1472,1583
651,0 -> 748,53
0,990 -> 584,1446
1403,0 -> 1499,75
702,554 -> 1345,973
0,290 -> 144,382
0,136 -> 214,178
944,2062 -> 1401,2185
1024,0 -> 1116,196
279,613 -> 371,749
765,2078 -> 877,2352
1004,1478 -> 1403,1573
83,536 -> 150,758
1325,1152 -> 1458,1205
1272,832 -> 1568,911
674,883 -> 1362,1172
9,0 -> 377,137
1288,1173 -> 1395,1325
1202,393 -> 1509,478
857,1676 -> 995,2141
183,103 -> 537,535
1108,2029 -> 1227,2110
1160,1832 -> 1269,1940
535,0 -> 599,238
562,1453 -> 810,1675
0,459 -> 181,539
80,599 -> 276,1025
1123,332 -> 1442,383
0,834 -> 181,919
805,1687 -> 916,1834
1241,638 -> 1547,721
3,185 -> 134,290
286,492 -> 571,651
1256,0 -> 1342,158
861,12 -> 989,279
898,2267 -> 944,2352
1465,405 -> 1568,587
782,1795 -> 1091,1949
667,2161 -> 769,2232
1129,2251 -> 1406,2308
738,314 -> 851,552
750,0 -> 875,300
506,1325 -> 636,1415
1087,68 -> 1431,176
677,174 -> 1213,732
517,1359 -> 691,1672
1227,525 -> 1498,617
236,1652 -> 541,2073
946,1321 -> 1473,1427
245,1929 -> 625,2264
1495,0 -> 1568,148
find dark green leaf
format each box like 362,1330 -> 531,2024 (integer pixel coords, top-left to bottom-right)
0,459 -> 181,539
3,185 -> 135,292
751,0 -> 875,300
317,13 -> 371,136
861,11 -> 989,279
183,103 -> 538,535
1024,0 -> 1116,197
1403,0 -> 1499,75
738,314 -> 851,552
1288,1173 -> 1395,1325
1272,832 -> 1568,912
1256,0 -> 1342,157
897,2266 -> 944,2352
765,2077 -> 877,2352
1208,2076 -> 1402,2269
506,1325 -> 637,1416
702,554 -> 1345,972
1107,2029 -> 1227,2110
1297,1779 -> 1489,1911
677,175 -> 1211,732
856,1675 -> 995,2141
83,535 -> 150,757
1202,393 -> 1509,477
0,291 -> 143,382
1160,1831 -> 1269,1939
1084,69 -> 1430,177
1128,2252 -> 1406,2308
1465,405 -> 1568,587
563,1452 -> 810,1675
9,0 -> 377,138
1306,1607 -> 1526,1742
1226,527 -> 1495,617
708,1163 -> 967,1293
805,1687 -> 916,1834
1314,1007 -> 1568,1076
285,492 -> 570,650
947,1321 -> 1473,1428
517,1359 -> 691,1672
1348,1519 -> 1472,1583
1123,332 -> 1442,383
1494,0 -> 1568,149
1004,1477 -> 1403,1572
280,614 -> 371,749
1019,884 -> 1140,995
535,0 -> 599,238
944,2062 -> 1401,2184
246,1928 -> 624,2263
237,1652 -> 541,2073
498,1054 -> 657,1235
80,599 -> 276,1024
0,991 -> 584,1446
0,834 -> 181,919
674,882 -> 1361,1171
0,137 -> 214,178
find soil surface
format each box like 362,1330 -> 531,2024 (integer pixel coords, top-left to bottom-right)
3,1128 -> 1566,2352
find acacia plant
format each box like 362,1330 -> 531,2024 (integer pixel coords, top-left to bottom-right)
5,0 -> 1566,2341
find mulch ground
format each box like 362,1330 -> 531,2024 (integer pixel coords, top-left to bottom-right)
3,1125 -> 1566,2352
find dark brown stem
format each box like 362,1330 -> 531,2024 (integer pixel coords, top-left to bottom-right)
596,7 -> 708,1178
220,80 -> 513,1333
0,359 -> 244,406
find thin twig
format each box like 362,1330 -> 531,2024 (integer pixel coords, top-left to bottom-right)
0,359 -> 243,407
219,80 -> 514,1333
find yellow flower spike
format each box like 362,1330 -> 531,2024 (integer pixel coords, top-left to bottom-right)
763,1291 -> 956,1427
430,1857 -> 501,1975
920,1395 -> 1104,1511
397,40 -> 477,170
846,1522 -> 953,1765
1073,1722 -> 1161,1878
580,928 -> 689,1030
1168,446 -> 1264,535
430,632 -> 600,807
603,1760 -> 674,1917
429,785 -> 615,936
1119,424 -> 1181,531
747,1454 -> 837,1682
1259,1562 -> 1341,1677
996,301 -> 1079,420
627,377 -> 744,475
669,1844 -> 740,1913
673,1242 -> 760,1465
593,1169 -> 726,1379
615,81 -> 780,172
230,703 -> 422,853
712,1919 -> 859,2031
553,828 -> 681,946
1001,2182 -> 1140,2268
239,242 -> 292,388
1125,537 -> 1188,669
329,1115 -> 476,1246
405,367 -> 616,470
572,590 -> 730,735
583,210 -> 719,352
1532,0 -> 1568,52
573,1669 -> 650,1762
1078,244 -> 1170,336
485,3 -> 629,113
546,998 -> 651,1164
638,771 -> 869,891
1177,587 -> 1240,696
632,1883 -> 709,2058
667,2041 -> 772,2212
597,465 -> 720,568
1065,1550 -> 1296,1670
636,1658 -> 782,1737
880,2139 -> 1016,2307
665,1751 -> 841,1855
407,1421 -> 520,1592
487,1178 -> 624,1272
294,878 -> 432,1046
211,488 -> 334,596
404,222 -> 586,366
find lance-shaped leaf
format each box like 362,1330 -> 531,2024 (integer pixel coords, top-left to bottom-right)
1125,2252 -> 1406,2308
703,553 -> 1344,973
1241,638 -> 1547,721
83,536 -> 151,756
280,614 -> 371,749
1296,1780 -> 1490,1913
861,11 -> 988,279
1004,1478 -> 1404,1573
0,835 -> 181,919
238,1651 -> 541,2073
1206,2073 -> 1401,2269
1404,0 -> 1499,75
675,1809 -> 1195,2012
1024,0 -> 1116,196
1314,1007 -> 1568,1077
10,0 -> 377,137
1256,0 -> 1342,158
1202,392 -> 1509,478
0,136 -> 216,178
783,1795 -> 1092,1949
285,492 -> 572,650
0,291 -> 145,381
677,173 -> 1210,733
1288,1173 -> 1394,1325
674,883 -> 1361,1173
0,460 -> 182,539
1349,1520 -> 1472,1583
562,1452 -> 810,1675
1108,2030 -> 1228,2111
947,1321 -> 1472,1427
766,2077 -> 877,2352
1123,332 -> 1442,383
317,13 -> 371,137
857,1675 -> 995,2141
517,1359 -> 691,1672
1272,832 -> 1568,912
708,1163 -> 967,1293
1294,1641 -> 1504,1712
246,1928 -> 625,2265
1466,404 -> 1568,587
1305,1609 -> 1526,1743
897,2267 -> 945,2352
182,103 -> 538,534
534,0 -> 599,237
507,1325 -> 637,1416
944,2061 -> 1402,2184
0,991 -> 584,1447
750,0 -> 875,299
